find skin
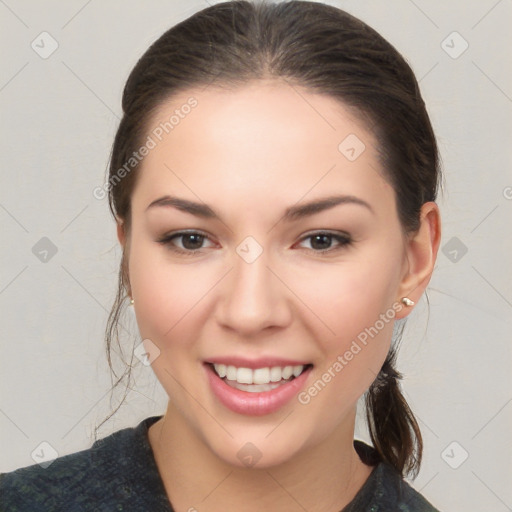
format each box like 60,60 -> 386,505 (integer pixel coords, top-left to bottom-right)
117,79 -> 441,512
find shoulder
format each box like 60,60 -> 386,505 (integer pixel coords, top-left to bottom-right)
384,465 -> 441,512
1,438 -> 106,511
350,440 -> 441,512
0,416 -> 171,512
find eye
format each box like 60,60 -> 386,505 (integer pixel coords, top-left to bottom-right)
157,230 -> 215,253
297,231 -> 352,253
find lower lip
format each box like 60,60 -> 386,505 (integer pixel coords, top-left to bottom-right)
204,363 -> 312,416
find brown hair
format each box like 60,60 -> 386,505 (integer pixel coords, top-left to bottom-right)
101,0 -> 440,479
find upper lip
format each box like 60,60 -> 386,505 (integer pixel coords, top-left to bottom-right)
205,356 -> 312,369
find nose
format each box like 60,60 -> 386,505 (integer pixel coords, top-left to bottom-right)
215,248 -> 292,337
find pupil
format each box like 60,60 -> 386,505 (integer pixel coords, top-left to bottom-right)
311,234 -> 331,250
183,234 -> 204,250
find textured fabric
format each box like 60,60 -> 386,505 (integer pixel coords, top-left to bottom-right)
341,445 -> 440,512
1,415 -> 440,511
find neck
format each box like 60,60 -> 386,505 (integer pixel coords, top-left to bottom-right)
148,402 -> 374,512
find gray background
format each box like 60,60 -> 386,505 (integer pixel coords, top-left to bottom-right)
1,0 -> 511,510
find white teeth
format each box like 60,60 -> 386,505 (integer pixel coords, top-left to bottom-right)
212,364 -> 306,385
237,367 -> 253,384
215,364 -> 227,378
281,366 -> 293,380
225,380 -> 283,393
253,367 -> 270,385
226,365 -> 237,381
292,365 -> 303,377
269,367 -> 282,382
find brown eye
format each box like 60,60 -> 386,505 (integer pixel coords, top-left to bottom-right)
157,231 -> 215,253
310,234 -> 333,250
298,232 -> 352,252
180,233 -> 206,250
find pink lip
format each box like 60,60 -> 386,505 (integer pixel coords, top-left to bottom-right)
204,363 -> 313,416
205,356 -> 310,369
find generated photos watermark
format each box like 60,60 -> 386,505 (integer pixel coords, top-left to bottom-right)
297,300 -> 406,405
93,97 -> 198,200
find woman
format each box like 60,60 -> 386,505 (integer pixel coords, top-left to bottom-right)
1,1 -> 442,510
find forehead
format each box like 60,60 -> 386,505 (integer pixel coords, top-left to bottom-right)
132,80 -> 394,217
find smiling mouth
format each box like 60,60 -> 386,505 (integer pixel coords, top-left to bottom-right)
207,362 -> 314,393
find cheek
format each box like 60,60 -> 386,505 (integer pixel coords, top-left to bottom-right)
127,240 -> 210,350
290,255 -> 401,351
293,265 -> 396,421
127,243 -> 218,406
285,251 -> 401,407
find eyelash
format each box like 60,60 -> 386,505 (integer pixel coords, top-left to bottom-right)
156,230 -> 353,256
299,231 -> 353,255
156,230 -> 215,255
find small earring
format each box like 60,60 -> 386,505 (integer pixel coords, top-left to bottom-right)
130,298 -> 134,305
401,297 -> 415,307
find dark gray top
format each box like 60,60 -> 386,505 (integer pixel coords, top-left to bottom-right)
0,415 -> 440,511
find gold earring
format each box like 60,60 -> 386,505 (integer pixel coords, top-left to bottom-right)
401,297 -> 415,307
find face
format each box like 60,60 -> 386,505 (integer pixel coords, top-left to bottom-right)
122,80 -> 413,468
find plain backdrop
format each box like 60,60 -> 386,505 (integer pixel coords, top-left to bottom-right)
1,1 -> 511,510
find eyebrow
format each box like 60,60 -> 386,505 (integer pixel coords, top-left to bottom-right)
146,195 -> 216,217
145,194 -> 374,221
283,195 -> 374,220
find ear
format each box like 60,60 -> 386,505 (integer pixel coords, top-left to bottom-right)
116,219 -> 132,297
395,202 -> 441,319
117,218 -> 126,247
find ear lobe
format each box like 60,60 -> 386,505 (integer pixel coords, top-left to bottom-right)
395,202 -> 441,319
